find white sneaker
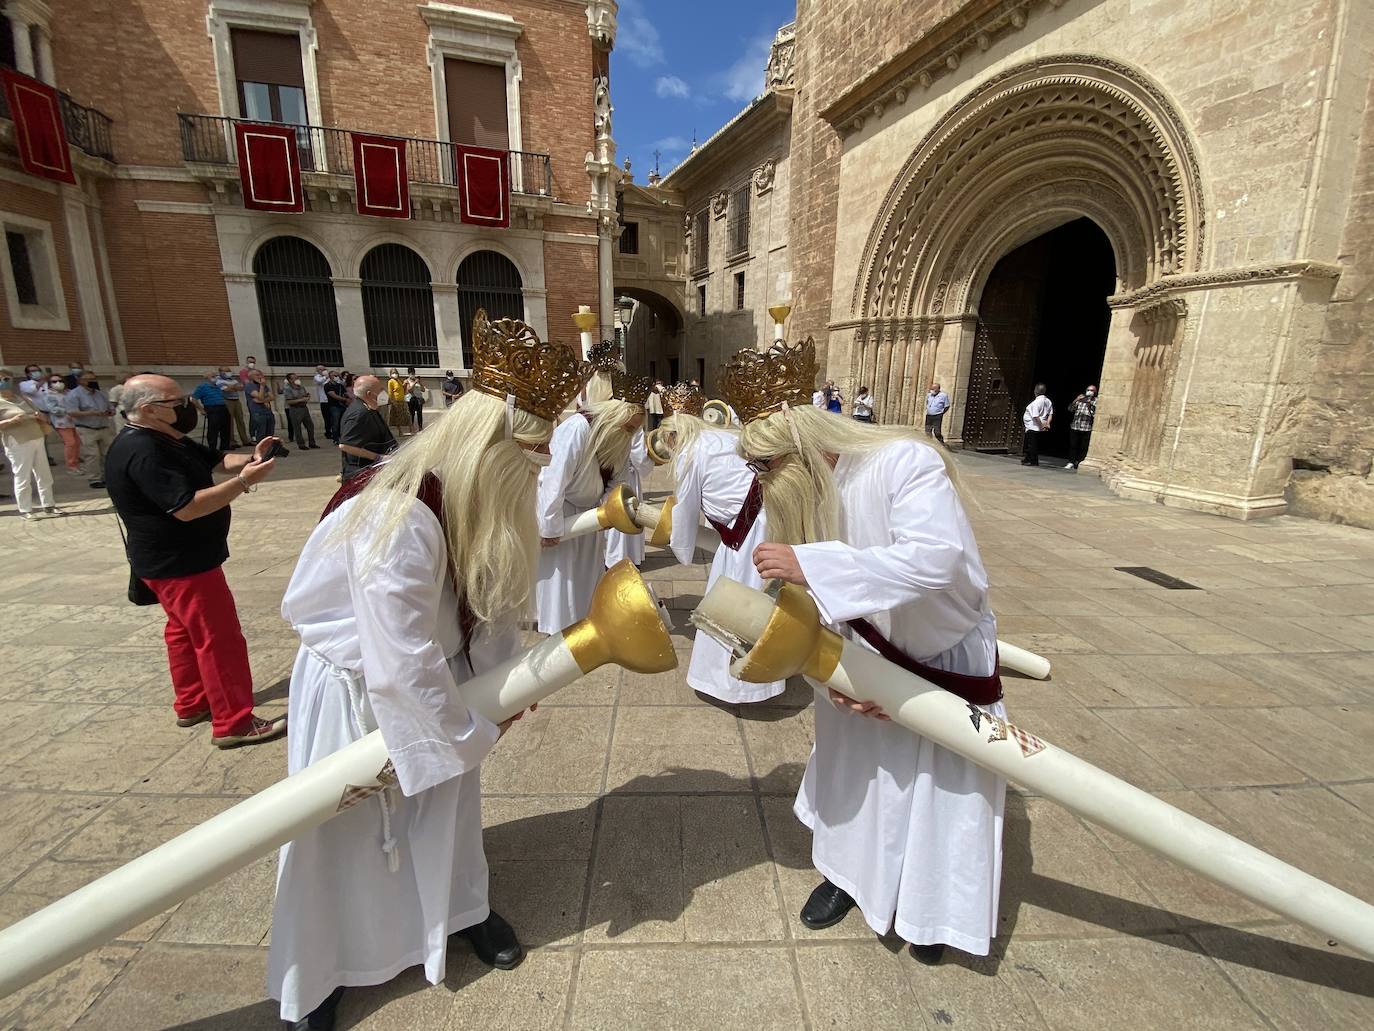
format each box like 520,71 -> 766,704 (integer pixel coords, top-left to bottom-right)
20,512 -> 36,521
65,468 -> 83,477
1065,463 -> 1075,469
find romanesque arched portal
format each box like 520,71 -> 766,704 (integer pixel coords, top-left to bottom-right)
848,55 -> 1206,440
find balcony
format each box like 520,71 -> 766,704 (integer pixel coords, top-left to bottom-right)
0,79 -> 114,162
177,114 -> 551,202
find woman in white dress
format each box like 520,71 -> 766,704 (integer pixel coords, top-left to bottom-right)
269,311 -> 589,1029
723,340 -> 1005,966
659,383 -> 783,702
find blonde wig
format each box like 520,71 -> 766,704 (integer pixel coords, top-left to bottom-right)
585,397 -> 643,474
337,390 -> 553,623
737,403 -> 963,545
585,368 -> 616,405
661,411 -> 731,489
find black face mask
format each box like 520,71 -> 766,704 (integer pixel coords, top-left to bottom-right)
171,400 -> 198,434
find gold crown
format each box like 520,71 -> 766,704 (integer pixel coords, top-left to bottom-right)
719,338 -> 819,424
664,382 -> 705,416
610,369 -> 653,405
470,309 -> 592,422
587,338 -> 621,372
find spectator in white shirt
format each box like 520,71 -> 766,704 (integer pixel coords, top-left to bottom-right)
853,386 -> 875,423
18,364 -> 60,468
924,382 -> 950,442
1021,384 -> 1053,467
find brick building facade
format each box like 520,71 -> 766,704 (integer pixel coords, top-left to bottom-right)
1,0 -> 624,384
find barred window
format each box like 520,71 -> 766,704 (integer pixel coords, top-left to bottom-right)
361,244 -> 439,370
253,236 -> 343,367
727,184 -> 750,257
619,222 -> 639,254
457,250 -> 523,369
691,208 -> 709,273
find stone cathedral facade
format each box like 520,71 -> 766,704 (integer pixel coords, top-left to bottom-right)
781,0 -> 1374,526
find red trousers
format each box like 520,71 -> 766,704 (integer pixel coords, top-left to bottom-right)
143,566 -> 255,737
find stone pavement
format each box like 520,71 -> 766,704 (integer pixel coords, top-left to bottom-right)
1,446 -> 1373,1030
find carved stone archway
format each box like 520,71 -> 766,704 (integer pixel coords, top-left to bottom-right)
846,54 -> 1205,427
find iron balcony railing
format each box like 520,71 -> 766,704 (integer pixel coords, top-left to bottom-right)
0,70 -> 115,162
177,113 -> 552,198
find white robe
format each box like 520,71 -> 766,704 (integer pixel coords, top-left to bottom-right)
670,429 -> 783,702
268,496 -> 512,1021
791,439 -> 1005,955
534,414 -> 607,634
605,428 -> 654,567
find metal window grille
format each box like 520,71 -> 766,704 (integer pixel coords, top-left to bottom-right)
252,236 -> 343,367
619,222 -> 639,254
361,244 -> 439,369
734,271 -> 745,311
457,250 -> 524,369
697,283 -> 706,315
691,208 -> 709,274
727,185 -> 750,257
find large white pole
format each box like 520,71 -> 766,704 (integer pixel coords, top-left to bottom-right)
693,578 -> 1374,959
0,562 -> 676,998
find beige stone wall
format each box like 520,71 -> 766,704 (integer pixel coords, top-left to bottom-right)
791,0 -> 1374,521
676,125 -> 791,394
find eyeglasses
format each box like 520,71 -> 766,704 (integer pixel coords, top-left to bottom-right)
745,458 -> 773,477
146,397 -> 186,407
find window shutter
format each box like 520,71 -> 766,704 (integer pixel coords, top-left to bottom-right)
445,58 -> 509,149
231,29 -> 305,88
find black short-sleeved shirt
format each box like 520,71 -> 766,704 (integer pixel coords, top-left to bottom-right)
105,427 -> 230,580
338,398 -> 396,480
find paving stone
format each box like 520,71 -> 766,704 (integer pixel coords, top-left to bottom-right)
604,706 -> 752,793
794,942 -> 927,1029
481,706 -> 614,795
569,946 -> 805,1030
0,945 -> 138,1031
1095,708 -> 1305,787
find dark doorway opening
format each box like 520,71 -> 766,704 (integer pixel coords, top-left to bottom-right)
963,218 -> 1115,458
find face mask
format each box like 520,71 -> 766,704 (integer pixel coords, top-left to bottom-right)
247,361 -> 256,369
525,449 -> 552,468
29,370 -> 43,381
49,381 -> 65,393
70,367 -> 82,375
171,400 -> 199,434
1086,391 -> 1096,398
376,393 -> 389,406
0,379 -> 10,391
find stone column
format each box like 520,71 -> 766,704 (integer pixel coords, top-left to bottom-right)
34,26 -> 55,85
598,214 -> 615,339
332,278 -> 371,372
62,188 -> 113,366
223,273 -> 266,363
433,283 -> 464,372
9,14 -> 35,76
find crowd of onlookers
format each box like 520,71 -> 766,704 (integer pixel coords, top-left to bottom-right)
0,358 -> 473,518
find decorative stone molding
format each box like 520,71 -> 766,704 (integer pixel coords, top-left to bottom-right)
766,21 -> 796,94
850,55 -> 1207,326
1108,261 -> 1343,309
420,3 -> 524,153
585,0 -> 617,48
1137,297 -> 1188,323
752,159 -> 776,195
822,0 -> 1066,133
712,190 -> 729,218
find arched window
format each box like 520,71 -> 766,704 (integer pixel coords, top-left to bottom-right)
253,236 -> 343,367
361,243 -> 438,369
457,250 -> 523,369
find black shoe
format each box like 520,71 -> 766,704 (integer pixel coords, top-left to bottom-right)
800,878 -> 855,930
456,910 -> 524,969
290,986 -> 343,1030
908,943 -> 946,966
88,479 -> 105,488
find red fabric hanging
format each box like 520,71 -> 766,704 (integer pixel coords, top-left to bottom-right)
1,68 -> 76,184
455,144 -> 510,228
352,133 -> 410,219
234,122 -> 304,213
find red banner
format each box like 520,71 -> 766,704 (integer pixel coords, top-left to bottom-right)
234,122 -> 304,213
1,68 -> 76,184
456,145 -> 510,229
352,133 -> 409,219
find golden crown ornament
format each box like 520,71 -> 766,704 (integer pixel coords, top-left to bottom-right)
664,382 -> 705,417
587,338 -> 621,372
470,309 -> 593,422
719,338 -> 820,424
610,369 -> 654,406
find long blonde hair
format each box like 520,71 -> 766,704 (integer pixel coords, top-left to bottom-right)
737,403 -> 962,544
336,390 -> 552,623
662,411 -> 731,488
585,397 -> 642,474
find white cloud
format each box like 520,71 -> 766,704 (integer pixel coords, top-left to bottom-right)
717,33 -> 774,103
655,75 -> 691,99
617,0 -> 664,69
652,135 -> 690,154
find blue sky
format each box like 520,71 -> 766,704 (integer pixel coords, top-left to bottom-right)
611,0 -> 797,179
